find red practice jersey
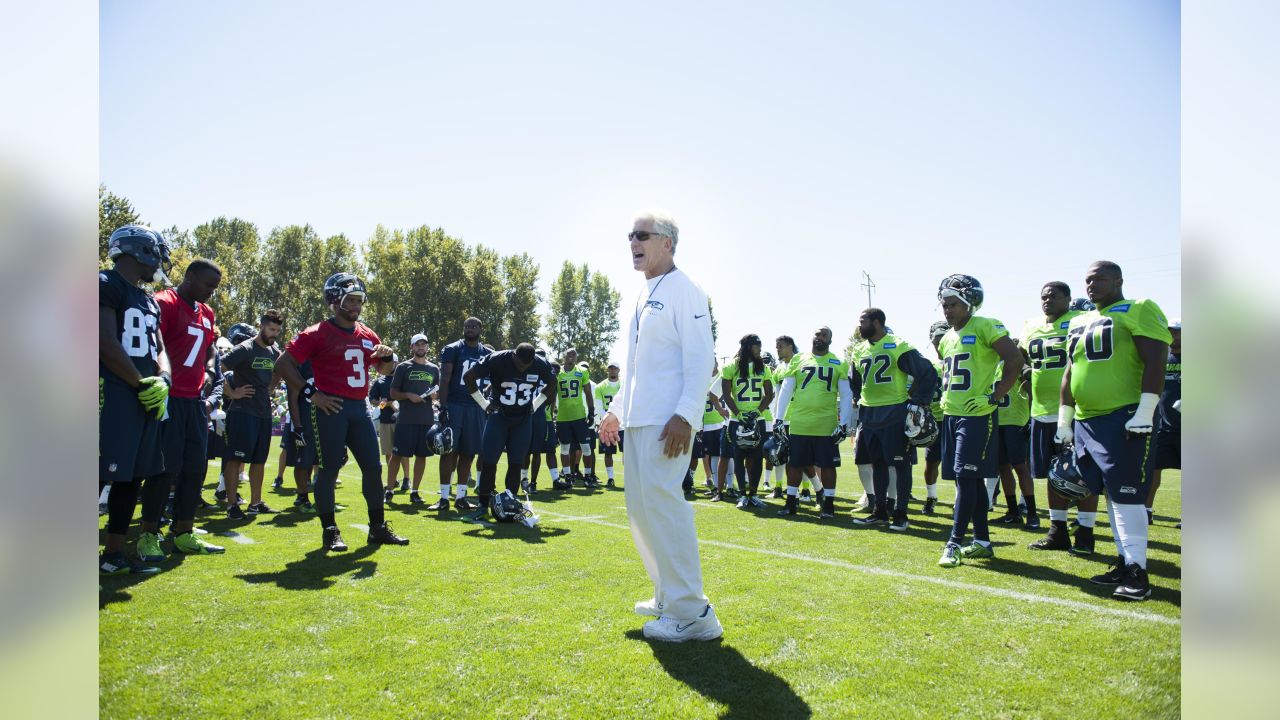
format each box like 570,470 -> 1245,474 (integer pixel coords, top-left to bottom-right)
286,319 -> 382,400
154,288 -> 217,399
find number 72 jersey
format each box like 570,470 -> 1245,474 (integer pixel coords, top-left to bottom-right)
1066,299 -> 1172,420
285,320 -> 384,400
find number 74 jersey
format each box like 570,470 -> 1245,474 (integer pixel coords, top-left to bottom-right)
1066,299 -> 1171,420
285,320 -> 383,400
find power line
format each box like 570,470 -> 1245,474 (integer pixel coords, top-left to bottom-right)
860,271 -> 876,308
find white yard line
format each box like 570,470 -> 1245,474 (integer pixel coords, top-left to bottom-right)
537,510 -> 1179,626
349,524 -> 370,533
213,531 -> 255,545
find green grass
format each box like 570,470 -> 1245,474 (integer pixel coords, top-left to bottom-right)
100,446 -> 1181,719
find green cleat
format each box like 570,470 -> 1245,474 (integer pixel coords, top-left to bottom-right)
100,552 -> 161,575
173,532 -> 226,555
959,542 -> 995,560
136,532 -> 166,563
938,543 -> 962,568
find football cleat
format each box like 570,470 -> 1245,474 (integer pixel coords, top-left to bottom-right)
642,604 -> 723,643
100,552 -> 162,576
852,509 -> 889,526
938,543 -> 962,568
521,478 -> 531,494
246,502 -> 276,515
889,516 -> 910,532
426,497 -> 450,511
776,496 -> 799,516
1028,524 -> 1071,551
1069,525 -> 1095,556
800,488 -> 813,503
922,497 -> 937,515
771,486 -> 784,499
384,489 -> 395,506
174,532 -> 225,555
736,496 -> 750,509
1113,565 -> 1151,601
819,497 -> 836,518
322,526 -> 348,552
747,496 -> 765,508
994,510 -> 1022,525
399,479 -> 409,493
272,476 -> 284,491
1089,558 -> 1129,586
227,505 -> 247,520
368,522 -> 409,545
460,506 -> 491,525
583,474 -> 601,489
1025,514 -> 1042,530
959,542 -> 995,560
410,491 -> 424,504
136,532 -> 166,563
454,496 -> 478,511
293,497 -> 316,513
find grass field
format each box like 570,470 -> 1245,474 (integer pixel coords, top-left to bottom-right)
99,445 -> 1181,719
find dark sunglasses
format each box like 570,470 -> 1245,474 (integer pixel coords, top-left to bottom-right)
627,231 -> 666,242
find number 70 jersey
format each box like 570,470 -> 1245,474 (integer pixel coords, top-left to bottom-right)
1066,299 -> 1171,420
285,320 -> 383,400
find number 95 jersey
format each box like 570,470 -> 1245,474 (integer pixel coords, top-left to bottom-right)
100,269 -> 161,384
1020,311 -> 1083,417
285,320 -> 383,400
1067,299 -> 1172,420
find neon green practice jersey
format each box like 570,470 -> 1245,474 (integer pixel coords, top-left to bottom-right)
995,366 -> 1031,427
929,362 -> 944,421
939,316 -> 1010,417
702,387 -> 726,428
773,355 -> 801,422
593,379 -> 620,414
721,360 -> 774,421
1067,299 -> 1171,420
849,333 -> 915,407
556,368 -> 590,422
785,352 -> 848,435
1020,310 -> 1084,417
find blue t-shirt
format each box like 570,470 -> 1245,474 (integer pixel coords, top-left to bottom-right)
440,339 -> 493,406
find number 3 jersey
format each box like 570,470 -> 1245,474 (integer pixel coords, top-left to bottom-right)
1067,298 -> 1171,420
468,350 -> 557,417
938,316 -> 1009,417
99,268 -> 161,385
285,319 -> 383,400
1019,310 -> 1084,418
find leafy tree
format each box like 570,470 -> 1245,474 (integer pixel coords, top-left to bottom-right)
99,184 -> 140,262
500,253 -> 542,349
544,261 -> 621,377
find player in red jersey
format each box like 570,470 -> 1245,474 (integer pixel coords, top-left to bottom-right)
152,259 -> 228,555
276,272 -> 410,551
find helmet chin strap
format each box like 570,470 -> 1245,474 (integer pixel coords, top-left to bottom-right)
152,266 -> 172,287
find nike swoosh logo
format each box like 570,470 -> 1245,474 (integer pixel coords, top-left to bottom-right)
676,622 -> 695,632
694,314 -> 706,319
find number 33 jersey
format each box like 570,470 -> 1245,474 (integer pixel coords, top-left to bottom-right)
100,268 -> 161,384
938,316 -> 1009,417
286,319 -> 383,400
1067,299 -> 1172,420
468,350 -> 557,417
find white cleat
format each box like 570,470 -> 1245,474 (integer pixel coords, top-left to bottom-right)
642,604 -> 723,642
634,598 -> 663,617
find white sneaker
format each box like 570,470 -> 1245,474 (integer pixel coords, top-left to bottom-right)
642,604 -> 723,642
634,598 -> 663,617
854,494 -> 871,512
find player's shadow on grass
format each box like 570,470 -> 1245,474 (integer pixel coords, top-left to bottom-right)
979,554 -> 1182,607
626,630 -> 811,719
462,524 -> 571,544
99,553 -> 188,609
236,545 -> 379,591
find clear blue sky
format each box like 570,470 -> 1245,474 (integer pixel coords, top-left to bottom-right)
101,0 -> 1180,363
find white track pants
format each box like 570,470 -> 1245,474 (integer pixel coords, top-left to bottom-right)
624,424 -> 709,621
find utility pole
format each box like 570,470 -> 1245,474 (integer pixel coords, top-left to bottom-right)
860,271 -> 876,308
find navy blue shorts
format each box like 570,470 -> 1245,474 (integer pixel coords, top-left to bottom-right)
693,428 -> 722,460
281,399 -> 317,469
1074,405 -> 1157,504
1029,418 -> 1059,478
924,432 -> 942,463
941,414 -> 998,481
556,417 -> 590,446
854,422 -> 909,466
100,377 -> 164,482
393,422 -> 435,459
1154,428 -> 1180,470
720,426 -> 737,457
313,398 -> 381,473
225,411 -> 272,465
207,425 -> 226,460
788,434 -> 841,469
444,402 -> 486,456
728,419 -> 767,460
597,431 -> 619,455
162,396 -> 208,479
997,423 -> 1029,466
481,413 -> 533,466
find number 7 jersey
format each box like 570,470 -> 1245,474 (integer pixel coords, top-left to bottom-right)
285,319 -> 383,400
1066,298 -> 1171,420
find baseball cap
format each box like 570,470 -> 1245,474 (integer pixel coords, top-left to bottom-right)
410,333 -> 429,345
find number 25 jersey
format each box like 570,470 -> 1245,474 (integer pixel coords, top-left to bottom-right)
1067,299 -> 1171,420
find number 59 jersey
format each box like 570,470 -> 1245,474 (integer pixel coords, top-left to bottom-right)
1067,299 -> 1171,420
285,320 -> 383,400
100,268 -> 161,385
1020,310 -> 1083,418
938,316 -> 1009,417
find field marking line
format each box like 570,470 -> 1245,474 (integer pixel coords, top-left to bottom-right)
536,510 -> 1180,627
349,524 -> 370,533
551,515 -> 608,522
213,531 -> 255,545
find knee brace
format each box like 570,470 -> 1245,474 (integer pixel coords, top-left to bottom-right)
579,443 -> 593,457
559,443 -> 572,455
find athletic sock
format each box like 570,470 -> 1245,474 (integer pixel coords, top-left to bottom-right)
1107,503 -> 1125,558
926,483 -> 937,499
773,465 -> 785,486
298,492 -> 310,503
857,465 -> 874,495
550,468 -> 560,480
1049,508 -> 1069,522
456,485 -> 468,499
1112,503 -> 1148,568
217,474 -> 226,492
810,475 -> 824,495
1024,496 -> 1037,516
606,466 -> 615,480
786,485 -> 799,497
1077,511 -> 1097,528
439,483 -> 450,498
521,469 -> 529,480
984,477 -> 999,507
823,488 -> 835,497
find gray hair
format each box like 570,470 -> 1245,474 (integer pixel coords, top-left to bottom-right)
633,210 -> 679,253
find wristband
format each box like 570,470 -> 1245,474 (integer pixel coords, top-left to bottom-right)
470,389 -> 490,410
300,384 -> 317,401
1057,404 -> 1075,428
158,371 -> 172,386
531,394 -> 546,411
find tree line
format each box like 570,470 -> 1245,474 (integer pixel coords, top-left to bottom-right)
99,185 -> 623,377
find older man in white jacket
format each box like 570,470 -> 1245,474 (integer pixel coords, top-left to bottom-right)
597,210 -> 721,642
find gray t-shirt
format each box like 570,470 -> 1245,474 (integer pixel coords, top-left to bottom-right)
390,360 -> 440,426
222,339 -> 281,418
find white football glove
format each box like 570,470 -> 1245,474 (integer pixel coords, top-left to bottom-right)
1055,405 -> 1075,445
1124,393 -> 1160,435
470,389 -> 491,412
1172,398 -> 1181,413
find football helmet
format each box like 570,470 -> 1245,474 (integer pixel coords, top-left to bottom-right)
763,431 -> 790,466
928,320 -> 950,343
1047,445 -> 1092,502
323,272 -> 366,307
904,406 -> 939,448
427,422 -> 455,455
108,224 -> 171,284
227,322 -> 257,345
937,274 -> 984,310
734,412 -> 763,450
762,352 -> 776,370
1069,297 -> 1096,312
491,490 -> 539,527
